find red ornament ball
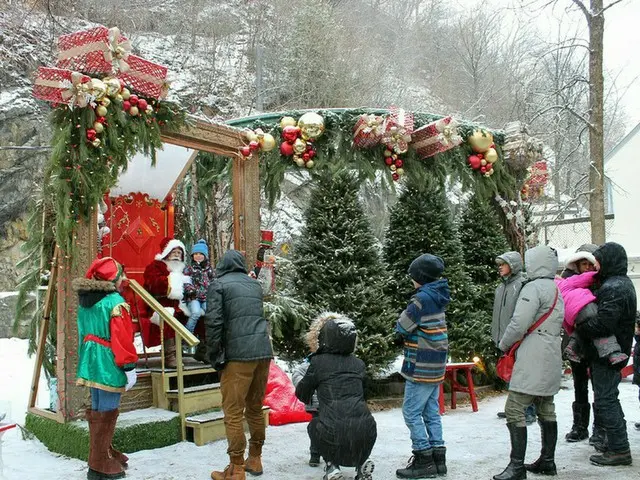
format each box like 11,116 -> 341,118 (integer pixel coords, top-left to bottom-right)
480,166 -> 487,174
122,100 -> 131,111
137,99 -> 148,111
303,153 -> 310,161
240,146 -> 252,157
129,94 -> 139,106
395,159 -> 403,168
477,153 -> 484,160
280,141 -> 295,156
385,157 -> 394,166
282,126 -> 300,143
308,149 -> 316,159
468,155 -> 482,170
97,116 -> 107,124
86,128 -> 97,140
392,173 -> 400,181
249,140 -> 260,152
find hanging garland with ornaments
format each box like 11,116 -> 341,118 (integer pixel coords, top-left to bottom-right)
32,25 -> 187,258
224,108 -> 516,208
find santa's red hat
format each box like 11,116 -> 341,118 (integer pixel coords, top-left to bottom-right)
85,257 -> 123,282
155,236 -> 187,261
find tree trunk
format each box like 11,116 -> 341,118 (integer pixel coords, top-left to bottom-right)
588,0 -> 606,244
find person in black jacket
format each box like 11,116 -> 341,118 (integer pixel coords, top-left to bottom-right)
205,250 -> 273,480
295,312 -> 377,480
576,242 -> 636,467
633,312 -> 640,431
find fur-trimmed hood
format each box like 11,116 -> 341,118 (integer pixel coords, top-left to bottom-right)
305,312 -> 357,355
72,277 -> 118,308
564,251 -> 597,272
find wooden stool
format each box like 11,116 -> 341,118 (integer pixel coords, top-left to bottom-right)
439,362 -> 478,414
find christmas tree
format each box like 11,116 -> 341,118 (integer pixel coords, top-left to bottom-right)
383,178 -> 488,362
293,170 -> 396,372
459,193 -> 510,315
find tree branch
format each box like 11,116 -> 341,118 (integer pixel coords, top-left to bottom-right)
601,0 -> 626,14
570,0 -> 591,19
530,104 -> 594,129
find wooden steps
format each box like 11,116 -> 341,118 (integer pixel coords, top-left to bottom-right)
165,382 -> 222,413
185,407 -> 270,446
151,366 -> 220,413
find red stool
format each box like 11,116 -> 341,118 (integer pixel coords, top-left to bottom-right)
439,362 -> 478,414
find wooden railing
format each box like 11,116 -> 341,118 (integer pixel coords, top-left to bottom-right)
128,279 -> 199,440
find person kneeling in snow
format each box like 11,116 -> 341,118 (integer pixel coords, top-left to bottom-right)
295,312 -> 377,480
74,257 -> 138,480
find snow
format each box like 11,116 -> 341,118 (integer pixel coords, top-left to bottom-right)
2,337 -> 640,479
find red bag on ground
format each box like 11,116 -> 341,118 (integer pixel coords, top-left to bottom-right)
263,360 -> 312,426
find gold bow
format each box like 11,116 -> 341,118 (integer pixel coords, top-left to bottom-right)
435,118 -> 462,147
106,27 -> 132,73
35,71 -> 90,108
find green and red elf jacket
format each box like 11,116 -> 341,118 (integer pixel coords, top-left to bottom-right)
73,278 -> 138,392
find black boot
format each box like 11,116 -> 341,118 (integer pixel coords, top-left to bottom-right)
525,421 -> 557,475
432,446 -> 446,475
565,402 -> 589,442
396,450 -> 437,479
590,449 -> 632,466
493,424 -> 527,480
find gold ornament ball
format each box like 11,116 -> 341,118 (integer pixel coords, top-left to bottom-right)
294,157 -> 305,167
260,133 -> 276,152
280,116 -> 297,128
93,122 -> 104,133
485,147 -> 498,164
246,130 -> 259,143
91,138 -> 101,148
146,105 -> 153,114
468,129 -> 494,153
129,106 -> 140,116
480,159 -> 487,166
384,150 -> 393,157
103,77 -> 122,97
101,97 -> 111,107
396,167 -> 405,176
305,160 -> 315,169
89,79 -> 107,101
115,94 -> 123,102
298,112 -> 325,140
390,164 -> 397,172
95,105 -> 108,117
484,172 -> 491,177
293,138 -> 307,155
121,88 -> 131,100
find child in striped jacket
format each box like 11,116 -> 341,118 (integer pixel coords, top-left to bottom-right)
395,253 -> 450,479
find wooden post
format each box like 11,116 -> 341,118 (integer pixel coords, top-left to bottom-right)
56,217 -> 98,422
232,155 -> 261,267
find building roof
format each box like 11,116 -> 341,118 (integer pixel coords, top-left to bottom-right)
605,122 -> 640,165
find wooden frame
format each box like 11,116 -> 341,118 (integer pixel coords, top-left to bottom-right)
29,117 -> 259,426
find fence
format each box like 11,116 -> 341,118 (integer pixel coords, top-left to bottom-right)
539,214 -> 615,249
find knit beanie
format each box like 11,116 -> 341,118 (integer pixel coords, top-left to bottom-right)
408,253 -> 445,285
191,239 -> 209,259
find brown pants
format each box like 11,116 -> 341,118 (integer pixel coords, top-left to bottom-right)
221,359 -> 270,460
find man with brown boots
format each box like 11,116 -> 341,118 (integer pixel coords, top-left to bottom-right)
205,250 -> 273,480
74,257 -> 138,479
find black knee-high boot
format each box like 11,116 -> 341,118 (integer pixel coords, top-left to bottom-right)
494,423 -> 527,480
525,421 -> 558,475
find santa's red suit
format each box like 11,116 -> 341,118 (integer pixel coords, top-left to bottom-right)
138,238 -> 189,347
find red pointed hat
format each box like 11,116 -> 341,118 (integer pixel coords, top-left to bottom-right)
259,230 -> 274,248
155,236 -> 187,261
85,257 -> 123,282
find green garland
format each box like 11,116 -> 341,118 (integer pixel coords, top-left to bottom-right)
48,97 -> 187,259
226,108 -> 516,208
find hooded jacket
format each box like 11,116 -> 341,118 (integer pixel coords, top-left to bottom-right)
295,313 -> 377,467
499,246 -> 565,396
555,270 -> 597,335
492,251 -> 525,346
577,242 -> 637,369
204,250 -> 273,364
396,278 -> 450,383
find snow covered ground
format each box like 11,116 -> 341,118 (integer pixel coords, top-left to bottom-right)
1,337 -> 640,479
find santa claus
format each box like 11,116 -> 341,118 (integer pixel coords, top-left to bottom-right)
143,237 -> 190,367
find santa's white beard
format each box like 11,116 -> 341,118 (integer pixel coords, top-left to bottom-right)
164,259 -> 185,272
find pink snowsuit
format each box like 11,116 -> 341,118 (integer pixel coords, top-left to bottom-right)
555,270 -> 597,335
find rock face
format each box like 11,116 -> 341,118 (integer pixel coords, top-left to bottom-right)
0,293 -> 30,339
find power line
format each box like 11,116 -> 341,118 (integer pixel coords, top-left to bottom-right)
0,146 -> 52,151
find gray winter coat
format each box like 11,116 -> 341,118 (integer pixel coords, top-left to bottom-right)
492,252 -> 525,347
204,250 -> 273,365
499,246 -> 565,396
292,361 -> 319,412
